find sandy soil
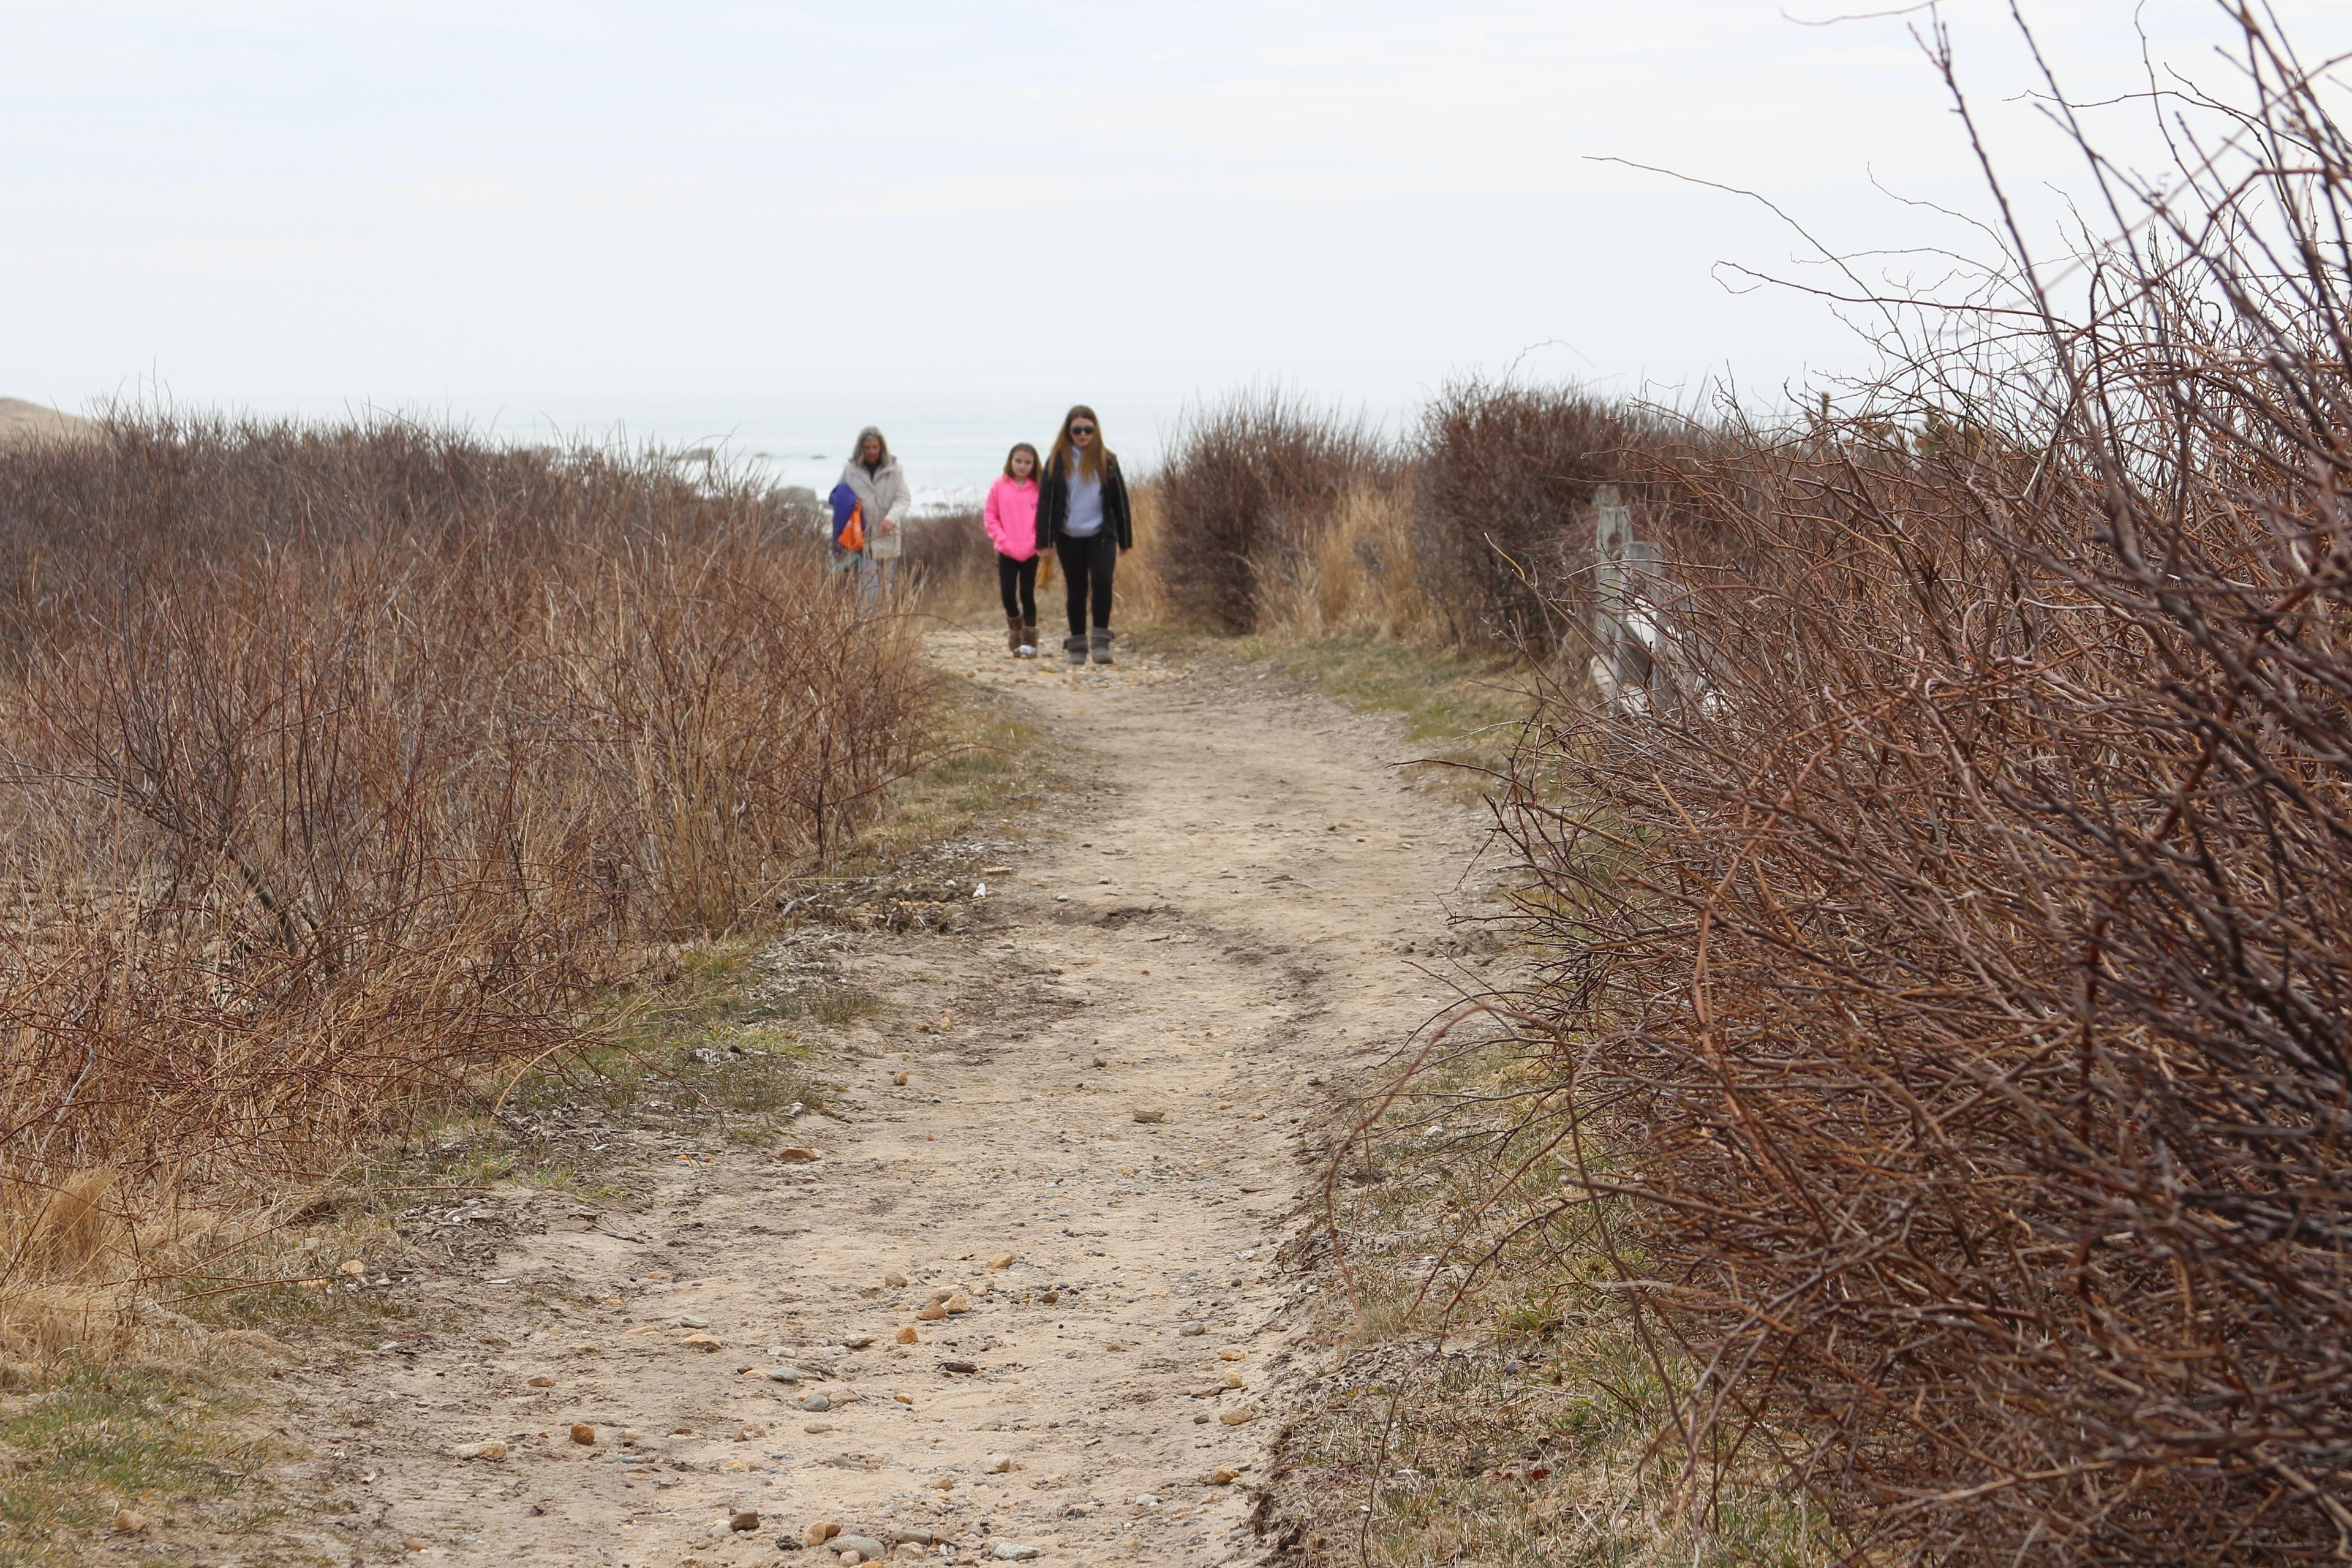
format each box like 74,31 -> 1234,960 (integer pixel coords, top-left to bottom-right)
0,398 -> 96,445
270,625 -> 1490,1568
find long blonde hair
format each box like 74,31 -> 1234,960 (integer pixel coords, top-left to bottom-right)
1046,405 -> 1109,483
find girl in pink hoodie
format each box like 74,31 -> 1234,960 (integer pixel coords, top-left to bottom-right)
984,443 -> 1044,657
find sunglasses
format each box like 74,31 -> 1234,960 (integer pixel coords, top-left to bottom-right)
1069,424 -> 1096,435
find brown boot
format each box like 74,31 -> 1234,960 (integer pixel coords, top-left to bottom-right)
1020,619 -> 1038,658
1006,614 -> 1025,657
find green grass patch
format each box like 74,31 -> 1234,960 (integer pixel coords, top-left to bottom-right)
0,1362 -> 292,1566
1265,1031 -> 1838,1568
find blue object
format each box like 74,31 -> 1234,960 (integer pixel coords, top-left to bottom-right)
829,481 -> 861,545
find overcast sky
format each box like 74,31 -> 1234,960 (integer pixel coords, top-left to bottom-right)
5,2 -> 2346,471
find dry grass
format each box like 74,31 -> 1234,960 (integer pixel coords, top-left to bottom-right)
1250,478 -> 1436,642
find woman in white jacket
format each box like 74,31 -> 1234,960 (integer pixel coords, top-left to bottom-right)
839,426 -> 911,611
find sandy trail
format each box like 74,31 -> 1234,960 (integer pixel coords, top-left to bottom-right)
281,628 -> 1485,1567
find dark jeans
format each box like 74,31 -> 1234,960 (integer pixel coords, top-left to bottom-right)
996,552 -> 1038,621
1055,531 -> 1117,636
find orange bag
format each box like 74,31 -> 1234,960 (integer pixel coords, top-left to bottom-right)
839,500 -> 865,554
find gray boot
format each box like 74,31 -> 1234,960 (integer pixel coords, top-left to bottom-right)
1089,628 -> 1115,666
1063,635 -> 1088,666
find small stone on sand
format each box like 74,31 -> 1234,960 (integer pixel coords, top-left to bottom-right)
807,1521 -> 843,1547
1133,1109 -> 1166,1124
778,1147 -> 819,1162
916,1303 -> 947,1321
681,1334 -> 724,1351
1219,1406 -> 1256,1425
892,1071 -> 909,1086
111,1508 -> 149,1534
897,1325 -> 919,1343
984,1453 -> 1012,1473
801,1392 -> 832,1412
884,1272 -> 908,1287
730,1510 -> 761,1532
570,1423 -> 597,1445
987,1252 -> 1016,1269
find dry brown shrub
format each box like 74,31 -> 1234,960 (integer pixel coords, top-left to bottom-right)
1410,383 -> 1721,653
0,415 -> 927,1323
1150,389 -> 1390,634
1479,13 -> 2352,1562
1142,383 -> 1722,654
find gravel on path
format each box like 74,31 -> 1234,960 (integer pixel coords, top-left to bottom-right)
276,625 -> 1483,1567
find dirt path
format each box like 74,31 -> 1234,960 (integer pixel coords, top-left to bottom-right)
277,628 -> 1488,1568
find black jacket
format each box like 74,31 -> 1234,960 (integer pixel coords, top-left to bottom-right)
1035,454 -> 1133,553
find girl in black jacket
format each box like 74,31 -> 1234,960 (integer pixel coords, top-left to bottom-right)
1034,404 -> 1133,666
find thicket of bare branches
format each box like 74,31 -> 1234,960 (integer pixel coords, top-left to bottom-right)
1148,389 -> 1392,634
0,418 -> 924,1292
1141,382 -> 1719,652
1496,12 -> 2352,1561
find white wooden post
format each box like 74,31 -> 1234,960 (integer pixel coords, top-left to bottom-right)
1593,484 -> 1634,696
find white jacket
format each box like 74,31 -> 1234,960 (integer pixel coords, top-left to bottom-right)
840,431 -> 912,559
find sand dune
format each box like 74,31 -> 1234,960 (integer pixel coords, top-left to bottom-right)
0,397 -> 97,445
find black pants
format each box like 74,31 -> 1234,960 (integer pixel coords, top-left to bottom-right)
1055,532 -> 1116,636
996,552 -> 1038,621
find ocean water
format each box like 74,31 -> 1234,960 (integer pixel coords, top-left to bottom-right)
477,393 -> 1199,513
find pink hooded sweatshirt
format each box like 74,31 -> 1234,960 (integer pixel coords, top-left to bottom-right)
984,475 -> 1040,562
